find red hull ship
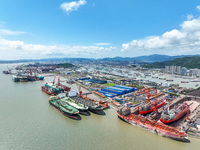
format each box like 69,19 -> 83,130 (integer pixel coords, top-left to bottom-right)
181,81 -> 188,83
41,76 -> 70,95
160,103 -> 189,124
117,107 -> 189,142
139,100 -> 165,114
138,88 -> 165,115
41,85 -> 57,95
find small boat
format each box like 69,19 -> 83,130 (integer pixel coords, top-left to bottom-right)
189,79 -> 200,82
166,79 -> 173,81
159,77 -> 166,80
152,76 -> 158,79
36,75 -> 44,80
160,103 -> 189,124
181,81 -> 188,83
3,71 -> 9,74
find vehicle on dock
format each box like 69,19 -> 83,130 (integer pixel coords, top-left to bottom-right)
117,106 -> 189,142
160,102 -> 189,124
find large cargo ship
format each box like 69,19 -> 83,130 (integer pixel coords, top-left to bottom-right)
41,85 -> 57,95
58,93 -> 88,112
160,103 -> 189,124
12,75 -> 28,82
71,96 -> 104,112
117,107 -> 189,142
41,76 -> 70,95
139,100 -> 165,115
48,96 -> 79,116
82,95 -> 109,110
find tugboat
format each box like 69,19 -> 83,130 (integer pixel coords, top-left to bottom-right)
160,103 -> 189,124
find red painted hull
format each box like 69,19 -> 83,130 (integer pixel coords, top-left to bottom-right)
62,85 -> 71,91
41,86 -> 56,95
160,106 -> 189,124
117,112 -> 189,142
139,101 -> 165,115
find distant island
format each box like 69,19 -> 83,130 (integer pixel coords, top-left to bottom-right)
24,63 -> 75,68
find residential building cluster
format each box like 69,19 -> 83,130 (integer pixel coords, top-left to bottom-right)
165,66 -> 200,76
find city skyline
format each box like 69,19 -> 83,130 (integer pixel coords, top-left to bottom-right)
0,0 -> 200,60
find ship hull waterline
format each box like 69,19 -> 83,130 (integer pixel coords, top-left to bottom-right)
139,101 -> 165,115
117,112 -> 189,142
49,101 -> 80,120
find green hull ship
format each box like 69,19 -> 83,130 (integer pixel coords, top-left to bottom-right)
60,96 -> 88,112
49,96 -> 79,116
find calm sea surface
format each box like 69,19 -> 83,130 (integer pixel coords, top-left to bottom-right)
0,64 -> 199,150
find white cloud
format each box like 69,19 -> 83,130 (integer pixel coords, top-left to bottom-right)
0,38 -> 116,60
93,43 -> 111,46
121,15 -> 200,56
60,0 -> 87,14
0,29 -> 26,35
197,6 -> 200,11
186,14 -> 194,20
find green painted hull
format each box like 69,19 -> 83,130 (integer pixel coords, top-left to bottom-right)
61,97 -> 88,111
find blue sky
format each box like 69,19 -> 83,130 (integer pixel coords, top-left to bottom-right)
0,0 -> 200,60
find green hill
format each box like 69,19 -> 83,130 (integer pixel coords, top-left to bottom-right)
56,63 -> 75,68
142,56 -> 200,69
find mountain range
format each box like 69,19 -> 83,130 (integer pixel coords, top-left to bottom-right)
142,56 -> 200,69
0,54 -> 199,64
100,54 -> 197,62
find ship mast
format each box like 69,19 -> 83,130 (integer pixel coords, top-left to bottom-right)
53,76 -> 56,85
58,76 -> 61,86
